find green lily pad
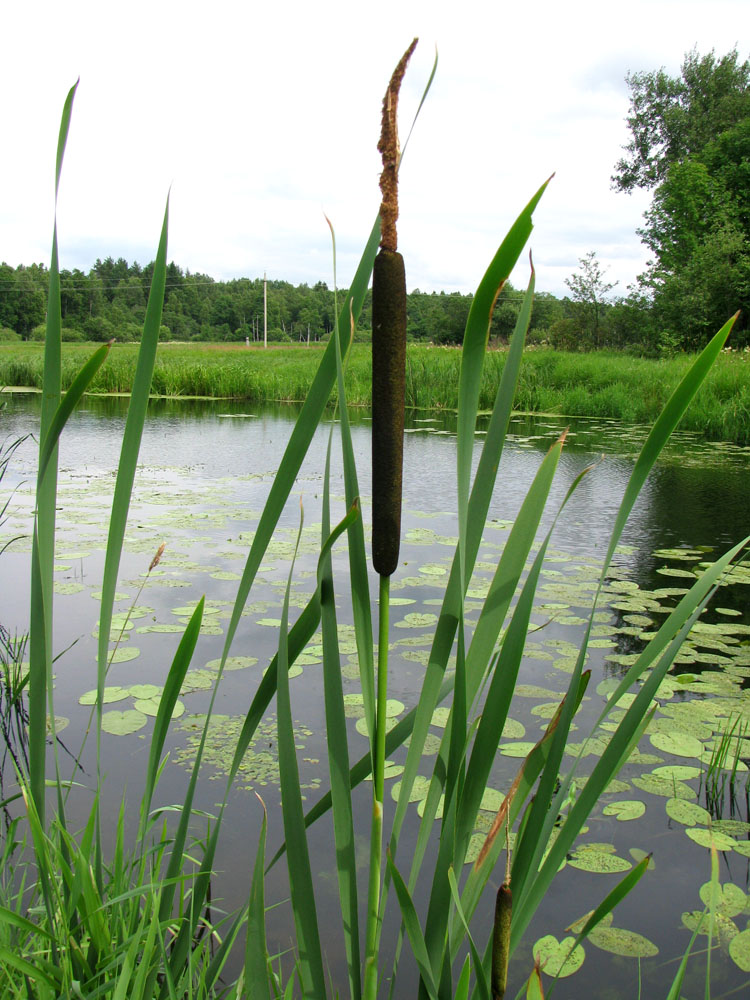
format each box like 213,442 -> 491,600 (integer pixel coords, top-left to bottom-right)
137,623 -> 185,633
499,742 -> 538,758
204,656 -> 258,671
665,799 -> 710,826
79,686 -> 130,705
682,910 -> 739,948
698,881 -> 747,917
54,582 -> 85,595
631,775 -> 694,799
128,684 -> 162,699
568,849 -> 632,873
649,732 -> 705,758
395,613 -> 438,629
101,709 -> 148,735
108,646 -> 140,663
602,800 -> 645,821
729,928 -> 750,972
685,828 -> 737,850
180,670 -> 216,693
133,697 -> 185,719
532,935 -> 585,978
587,926 -> 658,958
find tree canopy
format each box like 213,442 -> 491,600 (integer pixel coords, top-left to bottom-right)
614,48 -> 750,349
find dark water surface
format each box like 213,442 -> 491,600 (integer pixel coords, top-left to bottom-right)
1,392 -> 750,998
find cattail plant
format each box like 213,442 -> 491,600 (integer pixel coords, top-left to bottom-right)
365,38 -> 417,998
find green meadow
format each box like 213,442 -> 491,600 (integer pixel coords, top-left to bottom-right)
2,341 -> 750,444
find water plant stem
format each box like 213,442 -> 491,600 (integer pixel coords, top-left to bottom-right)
365,573 -> 391,998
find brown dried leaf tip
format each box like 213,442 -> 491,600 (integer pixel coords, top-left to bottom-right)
378,38 -> 418,252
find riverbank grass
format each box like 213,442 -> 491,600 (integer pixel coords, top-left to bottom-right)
2,342 -> 749,444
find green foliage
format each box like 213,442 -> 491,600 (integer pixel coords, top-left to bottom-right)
562,251 -> 617,350
614,47 -> 750,349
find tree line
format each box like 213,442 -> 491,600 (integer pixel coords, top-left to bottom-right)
1,47 -> 747,354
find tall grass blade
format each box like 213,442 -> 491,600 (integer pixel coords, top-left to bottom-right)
245,796 -> 272,1000
96,199 -> 169,736
276,508 -> 326,998
320,429 -> 361,998
386,851 -> 439,1000
28,80 -> 78,824
139,598 -> 204,840
456,185 -> 548,580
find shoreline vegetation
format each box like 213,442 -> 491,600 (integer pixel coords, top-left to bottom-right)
2,340 -> 750,444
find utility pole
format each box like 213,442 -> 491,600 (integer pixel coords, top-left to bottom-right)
263,272 -> 268,349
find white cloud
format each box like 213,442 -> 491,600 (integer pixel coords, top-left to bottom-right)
2,0 -> 746,297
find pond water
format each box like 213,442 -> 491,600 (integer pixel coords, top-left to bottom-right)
1,391 -> 750,998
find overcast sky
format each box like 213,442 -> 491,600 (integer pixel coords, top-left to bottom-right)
2,0 -> 746,298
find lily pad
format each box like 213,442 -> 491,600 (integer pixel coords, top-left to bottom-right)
602,800 -> 645,822
79,686 -> 130,705
729,928 -> 750,972
108,646 -> 140,663
133,697 -> 185,719
205,656 -> 258,671
101,709 -> 148,735
665,799 -> 710,826
698,881 -> 747,917
648,731 -> 705,758
395,612 -> 438,629
568,849 -> 632,873
587,926 -> 658,958
685,828 -> 737,850
532,935 -> 585,978
128,684 -> 162,699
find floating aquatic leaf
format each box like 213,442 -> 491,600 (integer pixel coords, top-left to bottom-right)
568,845 -> 632,873
685,828 -> 737,850
651,764 -> 702,781
502,718 -> 525,739
136,623 -> 184,633
391,775 -> 432,804
108,646 -> 140,663
602,800 -> 645,821
631,774 -> 694,799
394,612 -> 438,629
604,778 -> 631,794
205,656 -> 258,671
46,716 -> 69,735
629,848 -> 655,870
729,928 -> 750,972
79,686 -> 130,705
180,670 -> 216,693
713,819 -> 750,836
665,799 -> 710,826
587,926 -> 658,958
128,683 -> 162,699
210,570 -> 242,580
101,709 -> 148,736
54,582 -> 85,595
499,741 -> 538,758
418,563 -> 447,577
682,910 -> 739,948
431,707 -> 451,728
463,832 -> 486,865
648,731 -> 705,758
134,696 -> 185,719
532,936 -> 585,978
698,881 -> 747,917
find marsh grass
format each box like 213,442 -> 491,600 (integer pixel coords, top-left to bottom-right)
2,65 -> 749,1000
3,343 -> 750,444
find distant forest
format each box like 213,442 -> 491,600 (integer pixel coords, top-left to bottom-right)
0,254 -> 715,356
0,249 -> 747,355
